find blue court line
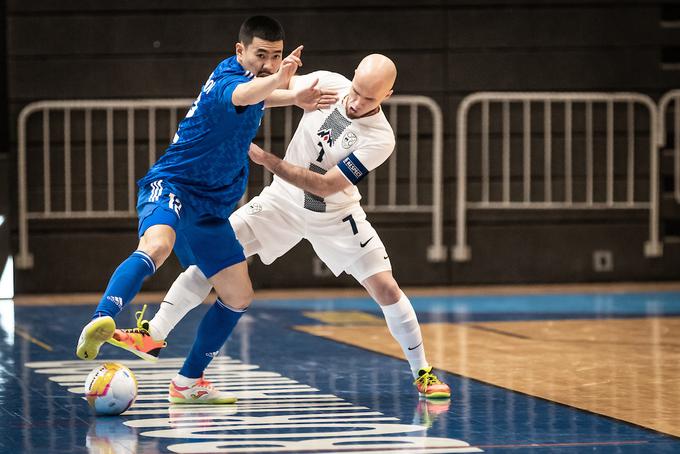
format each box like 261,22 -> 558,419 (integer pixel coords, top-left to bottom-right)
255,291 -> 680,316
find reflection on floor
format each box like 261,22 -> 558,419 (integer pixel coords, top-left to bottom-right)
1,288 -> 680,453
297,317 -> 680,437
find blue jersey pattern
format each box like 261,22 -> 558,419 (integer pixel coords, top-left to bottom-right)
139,56 -> 265,218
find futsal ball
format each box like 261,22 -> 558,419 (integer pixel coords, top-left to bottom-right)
84,362 -> 138,416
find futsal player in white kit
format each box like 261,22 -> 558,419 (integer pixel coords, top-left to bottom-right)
113,54 -> 451,400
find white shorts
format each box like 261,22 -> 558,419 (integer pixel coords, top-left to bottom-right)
230,185 -> 392,282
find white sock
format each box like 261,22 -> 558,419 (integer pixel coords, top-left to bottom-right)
149,266 -> 212,341
173,373 -> 198,387
380,293 -> 429,378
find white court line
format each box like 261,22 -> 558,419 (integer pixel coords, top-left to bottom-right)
27,358 -> 481,453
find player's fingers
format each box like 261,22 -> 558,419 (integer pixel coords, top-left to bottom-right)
290,45 -> 304,57
308,78 -> 319,89
320,89 -> 337,96
287,55 -> 302,67
280,59 -> 298,74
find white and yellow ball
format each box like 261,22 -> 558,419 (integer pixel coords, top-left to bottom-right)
84,363 -> 137,416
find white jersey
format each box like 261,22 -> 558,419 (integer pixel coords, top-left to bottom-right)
272,71 -> 396,212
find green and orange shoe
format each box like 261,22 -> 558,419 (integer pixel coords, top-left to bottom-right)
168,376 -> 237,405
107,305 -> 166,362
414,366 -> 451,399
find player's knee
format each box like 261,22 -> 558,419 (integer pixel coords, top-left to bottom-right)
374,279 -> 402,305
138,236 -> 173,267
138,225 -> 175,267
219,287 -> 254,311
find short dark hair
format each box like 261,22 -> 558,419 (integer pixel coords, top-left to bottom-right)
238,16 -> 285,46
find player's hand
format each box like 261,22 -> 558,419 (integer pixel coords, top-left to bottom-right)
248,143 -> 268,166
276,45 -> 303,85
295,78 -> 339,112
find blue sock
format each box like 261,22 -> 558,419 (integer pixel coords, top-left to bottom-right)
179,299 -> 244,379
93,250 -> 156,319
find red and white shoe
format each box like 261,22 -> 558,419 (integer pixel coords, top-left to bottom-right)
168,376 -> 237,405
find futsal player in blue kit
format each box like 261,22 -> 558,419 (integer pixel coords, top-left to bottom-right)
75,16 -> 338,404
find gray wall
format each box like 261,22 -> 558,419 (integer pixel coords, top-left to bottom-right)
6,1 -> 680,292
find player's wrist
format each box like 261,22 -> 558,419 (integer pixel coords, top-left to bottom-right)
292,90 -> 304,107
273,70 -> 288,86
269,155 -> 284,175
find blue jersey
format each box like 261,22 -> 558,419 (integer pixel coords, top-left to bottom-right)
139,56 -> 265,218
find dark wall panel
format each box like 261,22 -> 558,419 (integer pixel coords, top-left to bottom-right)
0,2 -> 7,155
447,50 -> 663,91
9,11 -> 445,56
6,1 -> 678,292
447,6 -> 660,48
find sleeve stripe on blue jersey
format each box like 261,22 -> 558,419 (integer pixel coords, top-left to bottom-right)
337,152 -> 369,185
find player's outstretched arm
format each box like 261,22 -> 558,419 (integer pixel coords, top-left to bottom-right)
248,142 -> 350,198
265,77 -> 338,110
232,45 -> 303,107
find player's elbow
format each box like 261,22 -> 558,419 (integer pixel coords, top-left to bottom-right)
315,180 -> 343,198
231,92 -> 248,107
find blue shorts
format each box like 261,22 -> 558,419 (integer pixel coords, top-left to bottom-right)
136,179 -> 245,278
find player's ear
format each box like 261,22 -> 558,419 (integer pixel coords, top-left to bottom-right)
235,42 -> 245,58
383,90 -> 393,101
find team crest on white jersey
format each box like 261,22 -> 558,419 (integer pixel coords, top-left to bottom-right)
342,131 -> 357,149
318,128 -> 332,145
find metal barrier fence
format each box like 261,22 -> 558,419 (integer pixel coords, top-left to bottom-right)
453,92 -> 662,262
16,96 -> 446,269
659,90 -> 680,204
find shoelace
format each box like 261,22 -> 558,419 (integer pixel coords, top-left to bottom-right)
196,377 -> 215,390
415,371 -> 442,387
119,304 -> 151,334
135,304 -> 149,329
120,327 -> 149,335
